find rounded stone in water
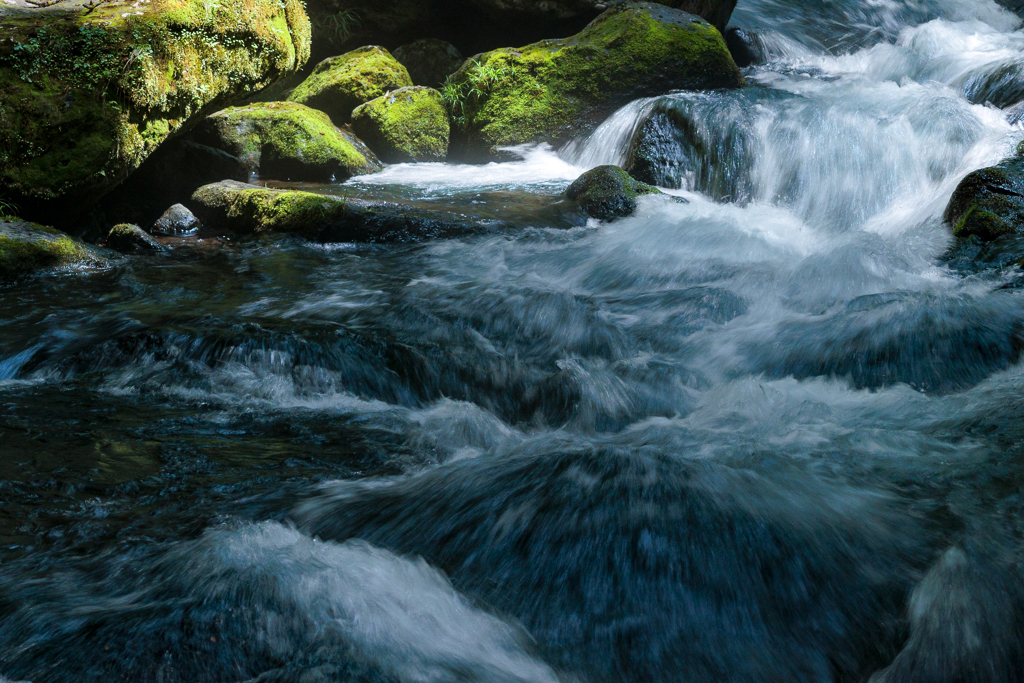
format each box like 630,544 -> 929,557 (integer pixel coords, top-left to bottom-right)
151,203 -> 202,236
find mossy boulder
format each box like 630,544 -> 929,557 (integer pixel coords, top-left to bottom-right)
0,0 -> 312,224
444,2 -> 743,161
195,101 -> 382,182
287,46 -> 413,123
565,165 -> 662,220
393,39 -> 465,89
0,220 -> 105,280
351,87 -> 450,163
105,223 -> 164,253
189,180 -> 483,242
946,148 -> 1024,242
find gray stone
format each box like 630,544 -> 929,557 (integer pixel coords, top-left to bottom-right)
153,204 -> 202,235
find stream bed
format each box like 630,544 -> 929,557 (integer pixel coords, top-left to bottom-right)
3,1 -> 1024,681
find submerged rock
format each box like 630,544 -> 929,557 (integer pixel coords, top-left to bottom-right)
105,224 -> 164,254
445,2 -> 742,160
565,165 -> 662,220
153,204 -> 202,236
287,46 -> 413,123
351,87 -> 451,163
0,221 -> 104,280
195,102 -> 382,182
189,180 -> 485,242
393,39 -> 465,89
0,0 -> 311,224
945,146 -> 1024,242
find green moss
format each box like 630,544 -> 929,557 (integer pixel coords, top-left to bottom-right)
351,86 -> 449,163
0,230 -> 87,280
287,45 -> 413,123
0,0 -> 311,220
199,101 -> 381,181
444,2 -> 741,159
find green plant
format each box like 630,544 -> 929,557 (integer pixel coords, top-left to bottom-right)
441,58 -> 515,127
0,196 -> 18,220
313,8 -> 362,45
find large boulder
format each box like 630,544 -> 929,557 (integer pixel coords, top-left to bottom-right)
351,86 -> 450,163
565,165 -> 663,220
945,146 -> 1024,242
0,0 -> 311,225
287,46 -> 412,123
444,2 -> 743,161
464,0 -> 737,31
194,101 -> 382,182
302,0 -> 738,58
0,220 -> 105,280
189,180 -> 484,242
393,39 -> 465,89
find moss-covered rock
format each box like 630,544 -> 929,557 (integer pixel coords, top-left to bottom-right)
393,39 -> 465,89
565,165 -> 662,220
946,148 -> 1024,242
351,87 -> 450,163
189,180 -> 483,242
106,223 -> 164,253
287,46 -> 413,123
195,101 -> 382,182
0,0 -> 312,224
0,220 -> 105,280
444,2 -> 742,161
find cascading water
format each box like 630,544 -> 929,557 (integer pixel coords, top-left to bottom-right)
2,1 -> 1024,682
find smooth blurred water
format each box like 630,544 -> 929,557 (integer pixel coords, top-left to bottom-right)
2,1 -> 1024,681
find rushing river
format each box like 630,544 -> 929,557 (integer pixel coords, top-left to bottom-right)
3,1 -> 1024,681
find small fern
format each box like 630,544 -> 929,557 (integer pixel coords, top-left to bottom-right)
314,8 -> 363,46
441,58 -> 515,128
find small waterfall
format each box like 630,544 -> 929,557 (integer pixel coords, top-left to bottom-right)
559,98 -> 656,168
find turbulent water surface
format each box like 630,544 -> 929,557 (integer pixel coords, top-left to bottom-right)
3,1 -> 1024,681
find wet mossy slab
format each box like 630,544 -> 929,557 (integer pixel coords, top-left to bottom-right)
0,0 -> 311,223
189,180 -> 499,243
0,221 -> 107,280
444,2 -> 743,161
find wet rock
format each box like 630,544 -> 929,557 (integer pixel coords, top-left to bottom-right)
153,205 -> 202,236
189,180 -> 485,242
945,145 -> 1024,242
0,221 -> 105,281
194,102 -> 382,182
445,2 -> 742,161
351,87 -> 450,163
565,165 -> 662,220
725,27 -> 767,67
0,0 -> 311,225
287,46 -> 413,123
393,38 -> 465,89
104,224 -> 164,254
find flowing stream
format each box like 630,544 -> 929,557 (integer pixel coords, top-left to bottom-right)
3,1 -> 1024,681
